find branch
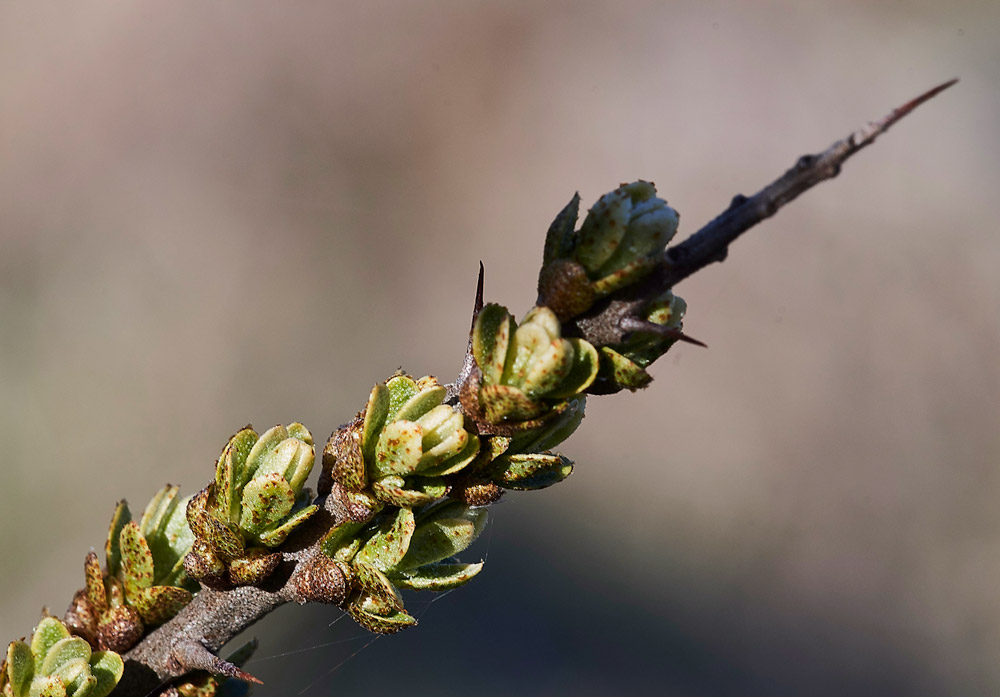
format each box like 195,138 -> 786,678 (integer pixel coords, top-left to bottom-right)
569,79 -> 958,348
70,80 -> 956,697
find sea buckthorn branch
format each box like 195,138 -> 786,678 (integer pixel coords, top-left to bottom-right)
0,80 -> 954,697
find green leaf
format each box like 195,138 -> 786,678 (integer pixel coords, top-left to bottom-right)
242,425 -> 289,483
479,384 -> 545,422
373,420 -> 423,477
383,375 -> 418,423
394,385 -> 446,423
519,340 -> 572,399
128,586 -> 192,625
355,508 -> 415,573
320,521 -> 365,561
256,503 -> 318,547
493,453 -> 573,490
396,503 -> 488,572
351,562 -> 403,615
39,639 -> 90,679
346,605 -> 416,635
30,618 -> 70,666
544,339 -> 599,399
30,675 -> 67,697
361,384 -> 390,467
598,346 -> 652,391
50,658 -> 89,696
371,476 -> 447,508
87,652 -> 123,697
418,432 -> 480,478
8,639 -> 35,697
103,501 -> 131,578
186,506 -> 245,562
215,427 -> 259,523
576,185 -> 630,272
119,522 -> 155,604
239,474 -> 295,536
472,304 -> 514,386
541,192 -> 580,266
390,562 -> 484,591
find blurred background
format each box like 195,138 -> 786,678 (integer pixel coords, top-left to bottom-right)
1,1 -> 998,695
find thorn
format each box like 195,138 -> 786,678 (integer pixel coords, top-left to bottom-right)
171,639 -> 264,685
621,318 -> 707,348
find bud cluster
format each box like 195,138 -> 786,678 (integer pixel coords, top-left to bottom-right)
2,618 -> 123,697
65,486 -> 195,653
184,424 -> 318,588
537,180 -> 679,321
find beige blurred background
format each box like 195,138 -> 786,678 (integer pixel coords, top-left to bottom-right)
1,2 -> 998,695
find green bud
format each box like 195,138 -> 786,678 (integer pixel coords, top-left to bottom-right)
472,305 -> 597,424
185,424 -> 319,587
538,182 -> 679,321
4,618 -> 123,697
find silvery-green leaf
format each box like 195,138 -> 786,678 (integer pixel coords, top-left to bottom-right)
542,192 -> 580,266
596,204 -> 676,279
351,562 -> 403,615
591,256 -> 657,298
286,422 -> 312,445
346,605 -> 416,635
390,562 -> 484,591
576,186 -> 630,272
82,554 -> 107,616
257,503 -> 318,547
519,340 -> 572,399
509,396 -> 585,453
150,494 -> 195,588
502,321 -> 551,389
394,385 -> 446,423
598,346 -> 652,391
373,420 -> 423,477
50,658 -> 89,696
120,522 -> 154,602
239,473 -> 295,536
543,339 -> 599,399
479,384 -> 545,423
254,435 -> 314,495
39,639 -> 90,680
383,375 -> 418,423
396,502 -> 488,572
416,427 -> 467,471
186,506 -> 244,562
413,405 -> 461,451
371,476 -> 447,508
128,586 -> 192,625
138,485 -> 173,539
7,639 -> 34,697
29,675 -> 66,697
87,652 -> 123,697
215,427 -> 258,523
320,521 -> 365,560
242,425 -> 288,483
418,433 -> 480,478
493,453 -> 573,490
520,306 -> 561,339
472,304 -> 513,386
104,501 -> 131,578
31,618 -> 70,667
355,507 -> 415,573
361,384 -> 390,466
